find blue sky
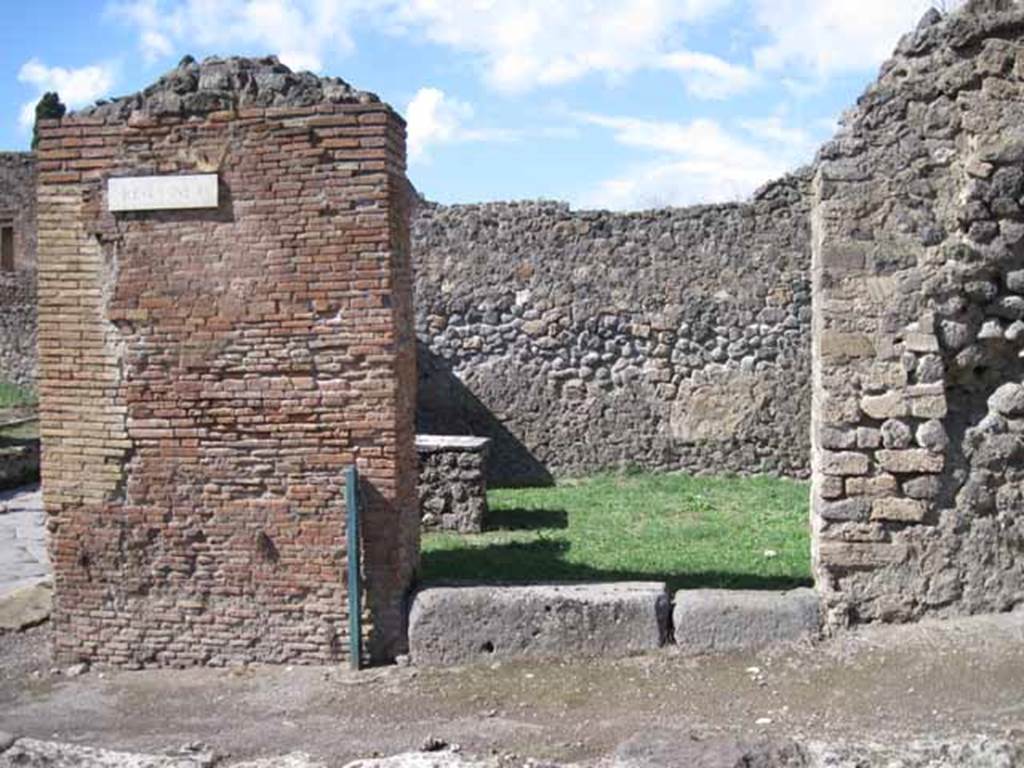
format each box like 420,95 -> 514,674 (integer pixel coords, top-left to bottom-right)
0,1 -> 953,210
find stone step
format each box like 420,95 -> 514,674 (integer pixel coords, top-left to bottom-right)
409,582 -> 670,666
672,588 -> 821,653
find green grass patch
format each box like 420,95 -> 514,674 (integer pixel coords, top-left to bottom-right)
0,381 -> 37,410
421,473 -> 812,592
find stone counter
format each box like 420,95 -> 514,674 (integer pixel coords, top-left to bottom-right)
417,435 -> 490,533
0,438 -> 39,491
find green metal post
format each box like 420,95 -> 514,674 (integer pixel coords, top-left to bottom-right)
345,465 -> 362,670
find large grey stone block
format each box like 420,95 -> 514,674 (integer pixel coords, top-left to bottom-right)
673,588 -> 821,653
409,582 -> 670,665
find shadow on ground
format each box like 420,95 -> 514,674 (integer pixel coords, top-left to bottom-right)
417,343 -> 554,488
420,536 -> 812,593
485,507 -> 569,531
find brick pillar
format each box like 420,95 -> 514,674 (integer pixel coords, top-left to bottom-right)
36,59 -> 418,667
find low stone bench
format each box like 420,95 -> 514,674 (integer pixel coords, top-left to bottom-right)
409,582 -> 671,665
416,434 -> 490,533
673,588 -> 821,653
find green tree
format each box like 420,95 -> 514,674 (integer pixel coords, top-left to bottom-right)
31,92 -> 66,150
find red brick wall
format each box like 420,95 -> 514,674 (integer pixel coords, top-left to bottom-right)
36,102 -> 417,667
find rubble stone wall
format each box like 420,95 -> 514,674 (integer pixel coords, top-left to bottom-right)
36,57 -> 418,667
413,179 -> 814,485
812,5 -> 1024,627
0,163 -> 817,486
0,153 -> 37,389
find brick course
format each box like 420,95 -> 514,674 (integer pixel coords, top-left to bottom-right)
36,61 -> 418,667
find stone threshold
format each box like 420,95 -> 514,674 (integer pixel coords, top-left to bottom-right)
408,582 -> 820,666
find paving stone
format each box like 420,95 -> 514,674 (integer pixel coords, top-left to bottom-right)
230,755 -> 327,768
0,581 -> 52,632
0,485 -> 49,600
0,738 -> 214,768
672,588 -> 821,653
613,734 -> 810,768
409,582 -> 670,666
340,753 -> 500,768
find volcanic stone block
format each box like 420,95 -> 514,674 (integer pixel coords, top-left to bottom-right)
845,473 -> 898,498
877,449 -> 945,474
989,383 -> 1024,416
861,391 -> 908,419
904,332 -> 940,353
409,583 -> 670,665
816,541 -> 908,569
908,383 -> 948,419
672,589 -> 821,653
819,497 -> 871,522
871,497 -> 928,522
821,450 -> 869,476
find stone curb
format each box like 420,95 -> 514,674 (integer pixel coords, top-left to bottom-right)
410,584 -> 823,666
409,582 -> 671,665
672,588 -> 821,653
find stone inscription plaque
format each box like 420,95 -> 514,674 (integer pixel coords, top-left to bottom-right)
108,174 -> 218,212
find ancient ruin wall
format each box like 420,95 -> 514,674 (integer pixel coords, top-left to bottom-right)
1,159 -> 814,486
36,57 -> 418,666
413,179 -> 813,485
812,5 -> 1024,627
0,153 -> 37,388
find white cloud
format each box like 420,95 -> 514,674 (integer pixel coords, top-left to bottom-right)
105,0 -> 962,99
109,0 -> 738,96
740,115 -> 814,151
752,0 -> 961,78
141,30 -> 175,61
393,0 -> 733,93
582,159 -> 770,211
659,51 -> 756,99
407,87 -> 473,162
17,59 -> 117,130
406,87 -> 517,163
106,0 -> 376,71
575,111 -> 813,210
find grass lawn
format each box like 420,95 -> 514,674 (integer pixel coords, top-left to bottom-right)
0,381 -> 36,410
421,473 -> 812,592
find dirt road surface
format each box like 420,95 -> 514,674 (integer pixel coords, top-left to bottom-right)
2,609 -> 1023,765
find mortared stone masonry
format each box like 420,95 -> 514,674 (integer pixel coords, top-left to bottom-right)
35,57 -> 418,667
812,3 -> 1024,628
